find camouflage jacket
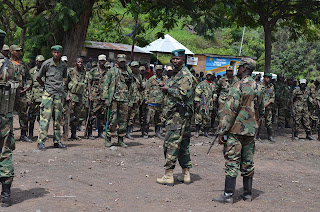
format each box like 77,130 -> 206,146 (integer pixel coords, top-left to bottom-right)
292,87 -> 310,111
260,82 -> 275,105
129,73 -> 143,105
103,66 -> 133,102
217,76 -> 239,103
145,75 -> 167,104
27,66 -> 44,103
89,66 -> 108,101
306,83 -> 318,107
10,59 -> 30,88
218,75 -> 264,136
67,67 -> 86,102
194,80 -> 216,110
0,53 -> 18,82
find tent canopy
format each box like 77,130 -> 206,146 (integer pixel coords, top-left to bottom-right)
144,34 -> 194,55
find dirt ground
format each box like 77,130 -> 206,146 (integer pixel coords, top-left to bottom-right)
2,116 -> 320,212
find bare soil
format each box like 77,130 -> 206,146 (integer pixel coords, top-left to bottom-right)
3,116 -> 320,212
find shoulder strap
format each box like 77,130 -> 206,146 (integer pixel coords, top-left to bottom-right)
0,57 -> 10,76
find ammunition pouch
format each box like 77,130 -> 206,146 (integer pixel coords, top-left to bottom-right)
0,81 -> 19,114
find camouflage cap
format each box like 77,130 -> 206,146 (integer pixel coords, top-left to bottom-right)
206,71 -> 214,75
316,76 -> 320,83
61,56 -> 68,62
226,65 -> 233,71
299,79 -> 307,84
0,29 -> 6,37
36,55 -> 45,62
166,65 -> 173,71
155,65 -> 163,70
139,66 -> 146,71
117,54 -> 126,62
98,54 -> 107,61
130,61 -> 139,67
238,58 -> 256,70
51,45 -> 63,52
105,61 -> 111,68
2,44 -> 9,51
171,49 -> 185,57
9,44 -> 22,51
264,73 -> 272,78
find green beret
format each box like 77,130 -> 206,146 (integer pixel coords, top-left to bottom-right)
130,61 -> 139,66
264,73 -> 272,78
171,49 -> 185,57
51,45 -> 63,52
0,29 -> 6,37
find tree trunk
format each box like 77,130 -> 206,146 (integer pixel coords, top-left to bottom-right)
20,27 -> 26,49
62,0 -> 95,66
263,23 -> 272,73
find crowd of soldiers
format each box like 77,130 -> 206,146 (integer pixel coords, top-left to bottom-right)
1,26 -> 320,206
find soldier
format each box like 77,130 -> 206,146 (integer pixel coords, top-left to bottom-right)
27,55 -> 45,139
10,45 -> 32,142
213,58 -> 264,204
1,45 -> 9,58
126,61 -> 143,140
156,49 -> 194,186
145,65 -> 166,139
103,54 -> 133,148
306,80 -> 317,129
292,79 -> 315,140
139,65 -> 148,138
310,77 -> 320,140
277,76 -> 292,128
87,54 -> 108,139
166,65 -> 173,78
194,71 -> 217,137
0,29 -> 20,207
36,45 -> 68,150
67,57 -> 86,140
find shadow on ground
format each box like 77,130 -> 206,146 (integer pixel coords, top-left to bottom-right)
12,187 -> 49,205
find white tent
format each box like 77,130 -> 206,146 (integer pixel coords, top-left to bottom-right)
144,34 -> 194,55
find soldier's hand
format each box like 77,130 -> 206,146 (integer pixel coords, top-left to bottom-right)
20,87 -> 28,93
218,135 -> 226,145
105,99 -> 109,107
28,100 -> 33,105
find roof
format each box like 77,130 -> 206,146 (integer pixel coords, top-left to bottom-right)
143,34 -> 194,55
84,41 -> 152,54
195,53 -> 257,60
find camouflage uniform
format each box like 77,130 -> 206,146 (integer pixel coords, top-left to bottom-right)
128,72 -> 143,126
306,82 -> 317,128
260,82 -> 275,128
292,87 -> 312,132
139,77 -> 148,135
278,83 -> 292,128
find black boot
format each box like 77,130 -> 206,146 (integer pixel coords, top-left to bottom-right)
243,176 -> 253,201
70,125 -> 80,140
98,127 -> 105,139
28,122 -> 34,140
213,176 -> 236,204
105,136 -> 112,147
156,126 -> 164,139
118,136 -> 128,148
294,131 -> 299,140
144,126 -> 149,139
54,142 -> 67,148
306,131 -> 315,140
195,125 -> 200,138
126,125 -> 134,140
87,123 -> 95,140
204,127 -> 209,137
1,183 -> 11,207
267,128 -> 275,142
20,130 -> 31,142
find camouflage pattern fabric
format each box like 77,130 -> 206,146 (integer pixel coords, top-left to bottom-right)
162,65 -> 194,170
139,78 -> 148,127
145,75 -> 167,104
37,91 -> 63,144
278,84 -> 292,126
28,102 -> 41,123
128,73 -> 143,126
107,101 -> 129,137
307,83 -> 318,122
146,105 -> 162,128
128,102 -> 139,126
260,82 -> 275,128
292,87 -> 311,131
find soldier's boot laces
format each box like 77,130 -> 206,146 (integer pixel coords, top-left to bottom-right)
28,122 -> 34,140
156,126 -> 164,139
267,128 -> 275,142
98,127 -> 105,139
306,131 -> 315,140
1,183 -> 11,207
156,169 -> 174,186
294,131 -> 299,140
105,136 -> 112,147
118,136 -> 128,148
242,176 -> 253,201
126,125 -> 134,140
70,126 -> 80,140
213,176 -> 236,204
20,130 -> 31,142
195,125 -> 200,138
177,168 -> 191,184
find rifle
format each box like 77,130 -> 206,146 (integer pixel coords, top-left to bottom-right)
201,93 -> 210,119
84,100 -> 91,137
63,100 -> 70,141
207,128 -> 219,155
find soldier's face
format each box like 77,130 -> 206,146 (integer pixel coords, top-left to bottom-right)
206,74 -> 213,81
237,65 -> 245,79
11,50 -> 20,58
118,61 -> 126,68
264,76 -> 271,84
36,60 -> 44,68
300,83 -> 306,89
226,70 -> 233,77
76,59 -> 84,69
156,69 -> 163,76
98,60 -> 106,67
131,66 -> 139,74
52,51 -> 62,61
171,56 -> 184,68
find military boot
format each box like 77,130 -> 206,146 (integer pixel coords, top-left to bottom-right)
87,126 -> 95,140
156,126 -> 165,139
195,125 -> 200,138
1,183 -> 11,207
213,176 -> 236,204
98,127 -> 105,139
156,169 -> 174,186
204,127 -> 209,137
294,131 -> 299,140
242,176 -> 253,201
70,125 -> 80,140
126,125 -> 134,140
144,126 -> 149,139
177,168 -> 191,184
20,130 -> 31,142
28,122 -> 34,140
306,131 -> 316,140
118,136 -> 128,148
105,136 -> 112,147
267,128 -> 275,142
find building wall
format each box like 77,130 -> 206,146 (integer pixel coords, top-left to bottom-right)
192,55 -> 207,74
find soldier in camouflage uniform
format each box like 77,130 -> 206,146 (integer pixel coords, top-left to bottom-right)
145,65 -> 167,139
310,77 -> 320,140
213,58 -> 264,204
156,49 -> 194,186
36,45 -> 68,150
0,29 -> 21,207
139,65 -> 148,138
306,80 -> 317,129
194,71 -> 217,137
291,79 -> 315,140
88,55 -> 108,139
27,55 -> 45,139
103,54 -> 133,148
277,77 -> 292,128
67,57 -> 86,140
10,45 -> 32,142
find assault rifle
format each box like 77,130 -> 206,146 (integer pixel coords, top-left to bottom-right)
207,128 -> 219,154
201,93 -> 209,119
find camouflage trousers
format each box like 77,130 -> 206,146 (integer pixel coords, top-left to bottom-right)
107,101 -> 128,137
28,102 -> 41,123
277,103 -> 290,126
264,105 -> 273,128
163,112 -> 192,170
146,105 -> 162,128
90,99 -> 106,129
128,102 -> 139,126
37,91 -> 63,144
70,100 -> 84,127
294,109 -> 311,132
223,133 -> 255,177
194,106 -> 212,128
14,95 -> 29,131
0,114 -> 15,184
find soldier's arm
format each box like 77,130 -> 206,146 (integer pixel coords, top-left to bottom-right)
194,83 -> 202,102
37,62 -> 47,87
269,86 -> 275,104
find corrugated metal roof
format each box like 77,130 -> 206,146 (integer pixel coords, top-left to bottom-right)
84,41 -> 152,54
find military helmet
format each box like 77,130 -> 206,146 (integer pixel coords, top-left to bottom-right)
238,58 -> 256,70
36,55 -> 45,62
